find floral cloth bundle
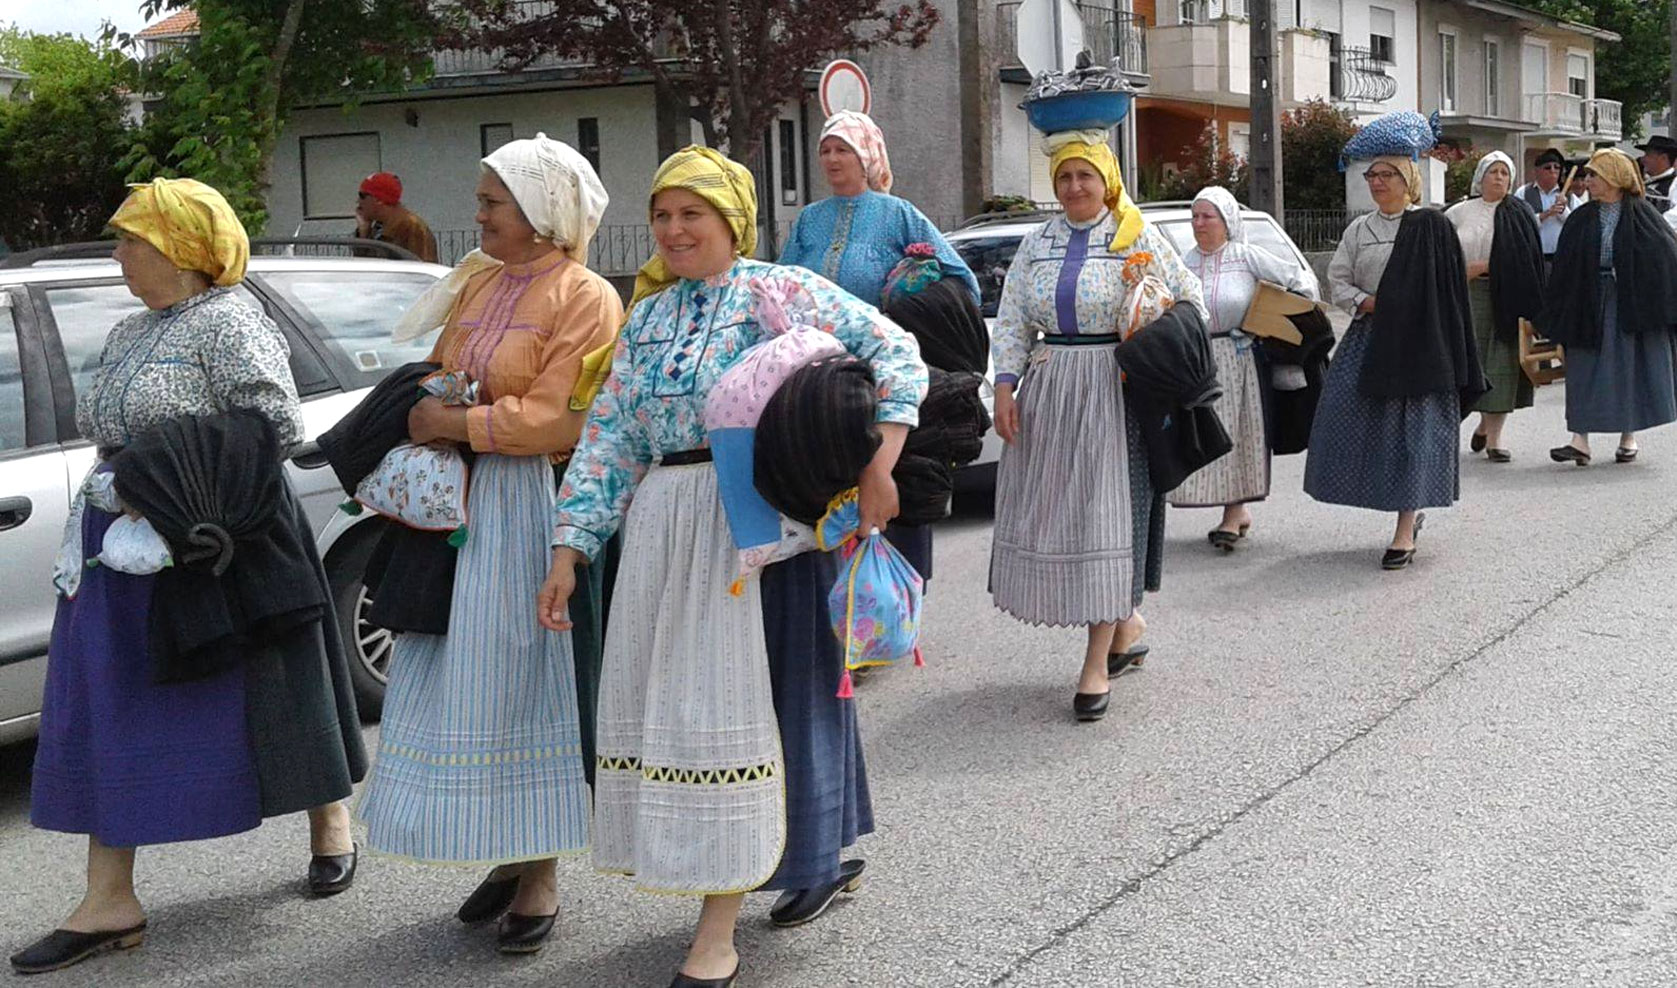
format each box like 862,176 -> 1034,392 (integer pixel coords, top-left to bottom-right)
346,370 -> 477,545
1120,252 -> 1175,339
815,489 -> 925,698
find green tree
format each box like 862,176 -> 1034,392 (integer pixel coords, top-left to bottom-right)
0,27 -> 136,249
1525,0 -> 1669,138
1280,100 -> 1359,211
125,0 -> 445,233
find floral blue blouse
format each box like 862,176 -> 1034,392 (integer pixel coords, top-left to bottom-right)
779,191 -> 980,308
991,211 -> 1208,387
551,257 -> 928,558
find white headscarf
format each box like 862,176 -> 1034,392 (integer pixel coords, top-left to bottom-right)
391,133 -> 609,343
1471,151 -> 1516,199
1193,186 -> 1245,244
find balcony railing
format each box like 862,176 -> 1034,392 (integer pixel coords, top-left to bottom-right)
1337,45 -> 1397,104
997,0 -> 1149,77
1525,92 -> 1586,135
1178,0 -> 1248,24
1590,98 -> 1623,141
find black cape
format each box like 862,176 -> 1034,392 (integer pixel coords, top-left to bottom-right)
1114,304 -> 1233,493
316,361 -> 463,636
1536,197 -> 1677,349
1255,304 -> 1336,456
1488,196 -> 1546,344
111,410 -> 326,684
882,278 -> 989,375
1359,208 -> 1488,414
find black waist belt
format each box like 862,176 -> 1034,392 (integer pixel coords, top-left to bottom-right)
1042,333 -> 1122,346
661,448 -> 714,467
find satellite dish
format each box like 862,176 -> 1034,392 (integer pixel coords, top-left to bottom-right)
1016,0 -> 1086,77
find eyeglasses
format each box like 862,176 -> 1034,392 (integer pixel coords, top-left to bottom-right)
1362,169 -> 1402,182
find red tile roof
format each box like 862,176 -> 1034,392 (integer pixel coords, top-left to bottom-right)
138,11 -> 200,38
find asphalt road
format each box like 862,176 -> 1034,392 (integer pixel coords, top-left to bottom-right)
3,378 -> 1676,987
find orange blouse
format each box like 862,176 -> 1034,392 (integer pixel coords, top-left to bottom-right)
428,252 -> 623,458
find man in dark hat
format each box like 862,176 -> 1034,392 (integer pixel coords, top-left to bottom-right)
1515,148 -> 1578,267
1635,135 -> 1677,210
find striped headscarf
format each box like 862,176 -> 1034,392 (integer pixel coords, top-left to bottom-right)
570,146 -> 760,411
820,111 -> 894,194
109,178 -> 249,286
1044,131 -> 1146,252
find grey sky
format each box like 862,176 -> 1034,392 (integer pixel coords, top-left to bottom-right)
2,0 -> 152,41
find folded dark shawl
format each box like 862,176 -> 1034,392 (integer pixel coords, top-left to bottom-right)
1488,196 -> 1545,344
754,357 -> 883,525
1114,304 -> 1233,493
882,277 -> 990,375
111,410 -> 325,684
316,361 -> 439,492
1256,305 -> 1336,456
1360,208 -> 1487,413
1537,197 -> 1677,349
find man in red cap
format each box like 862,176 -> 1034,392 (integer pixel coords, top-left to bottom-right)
353,172 -> 438,262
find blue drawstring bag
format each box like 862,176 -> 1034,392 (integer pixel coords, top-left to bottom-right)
816,490 -> 925,698
1339,110 -> 1443,170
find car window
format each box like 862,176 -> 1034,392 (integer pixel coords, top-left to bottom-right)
0,298 -> 23,452
39,282 -> 265,412
1153,219 -> 1195,258
1246,217 -> 1303,267
951,235 -> 1025,318
256,270 -> 440,387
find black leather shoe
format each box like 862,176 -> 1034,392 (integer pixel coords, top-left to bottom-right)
496,911 -> 558,954
308,843 -> 358,897
1550,444 -> 1591,466
10,923 -> 146,975
1073,691 -> 1110,722
768,859 -> 865,928
457,871 -> 520,924
671,964 -> 739,988
1107,643 -> 1150,678
1616,446 -> 1640,463
1470,431 -> 1487,453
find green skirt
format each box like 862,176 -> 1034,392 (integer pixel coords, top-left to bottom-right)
1469,278 -> 1533,414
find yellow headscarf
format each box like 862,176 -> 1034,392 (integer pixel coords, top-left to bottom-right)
108,178 -> 249,286
1045,132 -> 1145,252
1589,148 -> 1644,197
568,146 -> 760,411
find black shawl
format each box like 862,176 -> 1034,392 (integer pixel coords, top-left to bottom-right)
1488,196 -> 1546,344
754,357 -> 883,525
316,360 -> 464,636
1359,208 -> 1487,414
882,278 -> 990,375
111,410 -> 326,684
1537,197 -> 1677,349
1113,304 -> 1233,493
1255,305 -> 1336,456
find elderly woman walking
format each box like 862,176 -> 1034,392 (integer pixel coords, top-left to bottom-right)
1304,152 -> 1482,569
1171,186 -> 1317,549
1540,148 -> 1677,466
988,133 -> 1208,721
1446,152 -> 1545,462
353,135 -> 622,954
12,179 -> 367,975
539,146 -> 926,988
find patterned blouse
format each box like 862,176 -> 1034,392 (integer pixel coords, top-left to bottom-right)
429,252 -> 623,458
1326,208 -> 1414,314
1184,241 -> 1315,337
779,191 -> 981,308
991,211 -> 1208,387
551,257 -> 928,559
76,287 -> 303,449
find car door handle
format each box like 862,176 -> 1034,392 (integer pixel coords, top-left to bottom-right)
0,496 -> 32,532
289,441 -> 330,470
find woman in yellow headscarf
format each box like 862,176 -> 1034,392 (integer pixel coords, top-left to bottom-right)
12,179 -> 368,976
987,133 -> 1208,723
538,146 -> 927,987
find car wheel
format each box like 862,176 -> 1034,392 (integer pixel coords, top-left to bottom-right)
325,526 -> 392,722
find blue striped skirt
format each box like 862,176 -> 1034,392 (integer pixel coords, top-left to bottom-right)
357,453 -> 590,864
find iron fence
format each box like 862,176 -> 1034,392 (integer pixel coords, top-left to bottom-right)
1284,209 -> 1363,253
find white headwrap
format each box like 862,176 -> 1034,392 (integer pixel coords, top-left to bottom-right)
1192,186 -> 1245,243
391,133 -> 609,343
1471,151 -> 1515,199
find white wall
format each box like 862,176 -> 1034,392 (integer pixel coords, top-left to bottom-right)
995,82 -> 1035,203
1339,0 -> 1420,119
268,85 -> 662,238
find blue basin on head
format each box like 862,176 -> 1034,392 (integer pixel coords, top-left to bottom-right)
1024,90 -> 1134,134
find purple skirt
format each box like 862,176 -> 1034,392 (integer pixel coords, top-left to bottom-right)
30,506 -> 263,846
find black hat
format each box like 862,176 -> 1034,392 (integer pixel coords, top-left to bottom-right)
1534,148 -> 1565,168
1634,135 -> 1677,156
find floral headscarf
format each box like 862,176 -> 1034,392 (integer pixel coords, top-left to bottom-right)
820,111 -> 894,194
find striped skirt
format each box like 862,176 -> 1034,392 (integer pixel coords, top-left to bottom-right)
594,464 -> 785,895
1167,335 -> 1270,507
358,453 -> 590,864
990,343 -> 1153,627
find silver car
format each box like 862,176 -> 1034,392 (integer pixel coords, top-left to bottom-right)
0,247 -> 447,743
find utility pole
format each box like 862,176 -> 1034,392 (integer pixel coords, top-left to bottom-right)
1249,0 -> 1283,219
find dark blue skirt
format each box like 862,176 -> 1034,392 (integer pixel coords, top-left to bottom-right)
759,550 -> 873,891
31,506 -> 263,846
